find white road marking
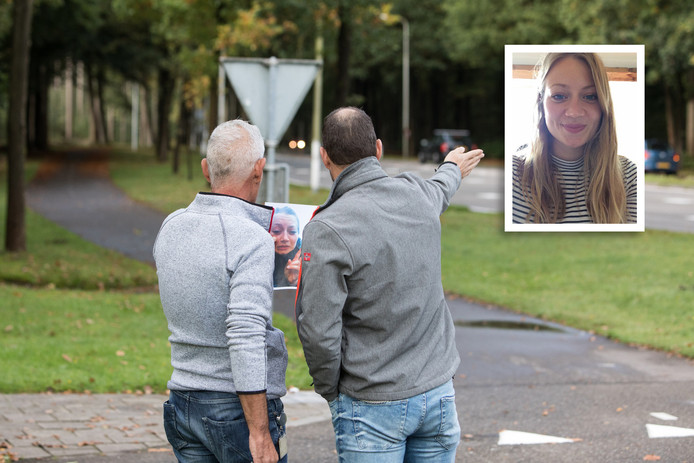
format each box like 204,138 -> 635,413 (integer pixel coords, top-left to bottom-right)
646,424 -> 694,438
650,412 -> 678,421
663,197 -> 694,205
498,430 -> 575,445
477,192 -> 502,200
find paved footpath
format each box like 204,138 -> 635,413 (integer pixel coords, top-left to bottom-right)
1,389 -> 331,462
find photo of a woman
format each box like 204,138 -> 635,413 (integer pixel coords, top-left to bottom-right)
271,206 -> 302,288
508,48 -> 641,228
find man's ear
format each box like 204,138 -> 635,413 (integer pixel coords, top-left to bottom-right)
253,157 -> 266,183
375,139 -> 383,161
320,146 -> 331,170
201,158 -> 211,183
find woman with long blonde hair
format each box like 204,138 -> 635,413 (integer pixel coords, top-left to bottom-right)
512,52 -> 637,224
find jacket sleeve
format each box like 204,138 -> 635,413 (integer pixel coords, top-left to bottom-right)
406,162 -> 462,215
295,219 -> 352,402
224,223 -> 276,394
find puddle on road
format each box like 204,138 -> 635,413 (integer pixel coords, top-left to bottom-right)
454,320 -> 565,333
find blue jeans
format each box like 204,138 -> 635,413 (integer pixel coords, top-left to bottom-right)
328,380 -> 460,462
163,390 -> 287,463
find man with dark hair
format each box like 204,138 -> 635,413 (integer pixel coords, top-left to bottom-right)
295,106 -> 484,461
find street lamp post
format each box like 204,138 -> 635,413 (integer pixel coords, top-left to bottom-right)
380,12 -> 410,158
401,17 -> 410,158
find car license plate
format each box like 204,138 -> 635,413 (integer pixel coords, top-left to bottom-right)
656,162 -> 671,169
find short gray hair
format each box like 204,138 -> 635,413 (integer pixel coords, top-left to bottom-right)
205,119 -> 265,186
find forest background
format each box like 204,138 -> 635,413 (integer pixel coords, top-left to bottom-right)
2,0 -> 694,160
2,0 -> 694,251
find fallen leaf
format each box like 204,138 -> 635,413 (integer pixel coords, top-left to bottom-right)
4,325 -> 13,332
116,350 -> 125,357
643,455 -> 661,461
62,354 -> 72,363
148,448 -> 173,453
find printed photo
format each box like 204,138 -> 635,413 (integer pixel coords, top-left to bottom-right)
266,202 -> 318,288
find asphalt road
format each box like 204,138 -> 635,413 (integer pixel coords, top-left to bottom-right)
274,292 -> 694,462
277,152 -> 694,233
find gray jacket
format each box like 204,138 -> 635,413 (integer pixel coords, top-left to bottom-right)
295,157 -> 461,402
154,192 -> 288,399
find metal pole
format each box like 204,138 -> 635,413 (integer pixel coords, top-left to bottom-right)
218,63 -> 226,124
310,28 -> 324,193
402,17 -> 410,158
131,83 -> 139,151
266,56 -> 279,202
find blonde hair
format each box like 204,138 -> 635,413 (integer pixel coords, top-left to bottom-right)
518,53 -> 627,223
205,119 -> 264,188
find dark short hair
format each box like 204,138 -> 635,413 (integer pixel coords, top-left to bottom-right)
322,107 -> 377,165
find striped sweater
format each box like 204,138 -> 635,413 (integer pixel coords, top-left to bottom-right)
512,153 -> 638,224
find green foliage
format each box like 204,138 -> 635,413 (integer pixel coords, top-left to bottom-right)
443,0 -> 568,68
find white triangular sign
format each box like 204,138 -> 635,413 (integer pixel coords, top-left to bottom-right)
498,430 -> 575,445
646,424 -> 694,439
222,58 -> 320,143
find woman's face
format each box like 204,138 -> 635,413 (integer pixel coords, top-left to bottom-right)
542,57 -> 603,161
271,214 -> 299,255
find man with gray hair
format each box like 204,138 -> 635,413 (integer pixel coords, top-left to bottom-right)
154,119 -> 289,463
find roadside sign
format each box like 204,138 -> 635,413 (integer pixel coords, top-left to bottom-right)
220,57 -> 321,202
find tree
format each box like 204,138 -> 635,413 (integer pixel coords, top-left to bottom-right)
5,0 -> 34,252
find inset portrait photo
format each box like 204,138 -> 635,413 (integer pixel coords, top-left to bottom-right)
504,44 -> 645,232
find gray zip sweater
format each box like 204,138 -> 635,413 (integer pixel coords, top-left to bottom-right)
154,192 -> 288,399
295,157 -> 461,402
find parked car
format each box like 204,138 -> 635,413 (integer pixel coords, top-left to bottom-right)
645,139 -> 679,174
418,129 -> 476,163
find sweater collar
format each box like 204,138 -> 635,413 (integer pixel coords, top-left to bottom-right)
190,192 -> 274,231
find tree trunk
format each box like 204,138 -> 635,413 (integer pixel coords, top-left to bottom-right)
687,68 -> 694,158
173,95 -> 187,174
140,84 -> 154,147
34,62 -> 49,150
5,0 -> 34,252
65,59 -> 73,142
336,1 -> 351,107
97,66 -> 109,144
86,62 -> 107,144
209,62 -> 219,130
665,79 -> 684,154
155,67 -> 175,162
